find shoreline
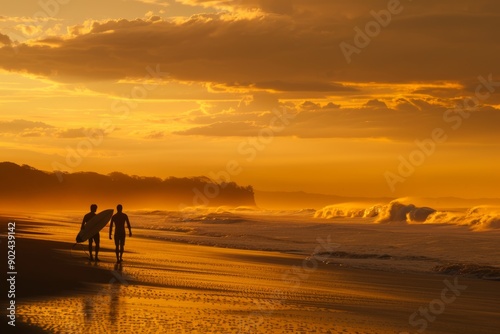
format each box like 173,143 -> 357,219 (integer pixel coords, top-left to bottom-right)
1,218 -> 117,333
1,216 -> 500,333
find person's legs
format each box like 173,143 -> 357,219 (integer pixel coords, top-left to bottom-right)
114,236 -> 120,262
119,236 -> 125,261
94,233 -> 100,261
88,238 -> 94,261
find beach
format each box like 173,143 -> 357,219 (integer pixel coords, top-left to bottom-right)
3,1 -> 500,334
1,212 -> 500,334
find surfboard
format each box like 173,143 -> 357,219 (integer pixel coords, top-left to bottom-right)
76,209 -> 114,243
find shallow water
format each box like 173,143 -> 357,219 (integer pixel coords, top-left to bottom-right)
10,208 -> 500,275
8,210 -> 500,333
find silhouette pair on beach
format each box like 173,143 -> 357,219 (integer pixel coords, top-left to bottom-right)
81,204 -> 132,263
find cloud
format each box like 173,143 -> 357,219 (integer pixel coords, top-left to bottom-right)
174,0 -> 367,16
144,130 -> 168,139
0,3 -> 497,94
0,0 -> 498,124
136,0 -> 170,7
412,87 -> 463,98
394,98 -> 420,112
0,120 -> 111,140
176,0 -> 500,20
0,119 -> 57,138
323,102 -> 341,109
224,81 -> 357,93
0,16 -> 60,23
174,0 -> 243,11
364,99 -> 387,109
173,94 -> 500,141
0,33 -> 12,46
55,128 -> 88,139
0,119 -> 54,133
15,25 -> 43,36
300,101 -> 321,110
286,104 -> 500,140
299,101 -> 340,111
174,121 -> 262,136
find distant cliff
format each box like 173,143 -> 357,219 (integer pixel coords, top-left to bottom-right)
0,162 -> 256,210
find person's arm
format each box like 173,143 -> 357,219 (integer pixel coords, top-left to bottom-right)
80,216 -> 86,230
109,217 -> 114,239
126,215 -> 132,237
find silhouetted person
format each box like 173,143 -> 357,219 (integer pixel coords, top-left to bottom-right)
81,204 -> 100,261
109,204 -> 132,263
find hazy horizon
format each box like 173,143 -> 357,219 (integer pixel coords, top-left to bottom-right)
3,161 -> 500,214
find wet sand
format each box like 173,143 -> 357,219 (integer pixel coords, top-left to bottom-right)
1,217 -> 500,333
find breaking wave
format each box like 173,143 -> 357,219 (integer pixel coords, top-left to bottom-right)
313,251 -> 438,262
425,207 -> 500,230
315,200 -> 500,230
313,204 -> 382,219
376,202 -> 436,223
433,263 -> 500,280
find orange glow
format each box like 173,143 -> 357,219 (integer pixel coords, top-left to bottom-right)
1,1 -> 500,201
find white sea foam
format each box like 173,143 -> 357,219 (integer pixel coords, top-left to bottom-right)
314,200 -> 500,230
313,203 -> 382,219
19,204 -> 499,278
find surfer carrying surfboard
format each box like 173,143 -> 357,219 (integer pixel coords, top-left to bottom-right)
109,204 -> 132,263
81,204 -> 100,261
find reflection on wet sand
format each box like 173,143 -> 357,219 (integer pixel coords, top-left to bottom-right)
109,265 -> 123,325
12,217 -> 500,334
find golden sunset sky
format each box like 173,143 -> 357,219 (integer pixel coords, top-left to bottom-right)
1,0 -> 500,198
